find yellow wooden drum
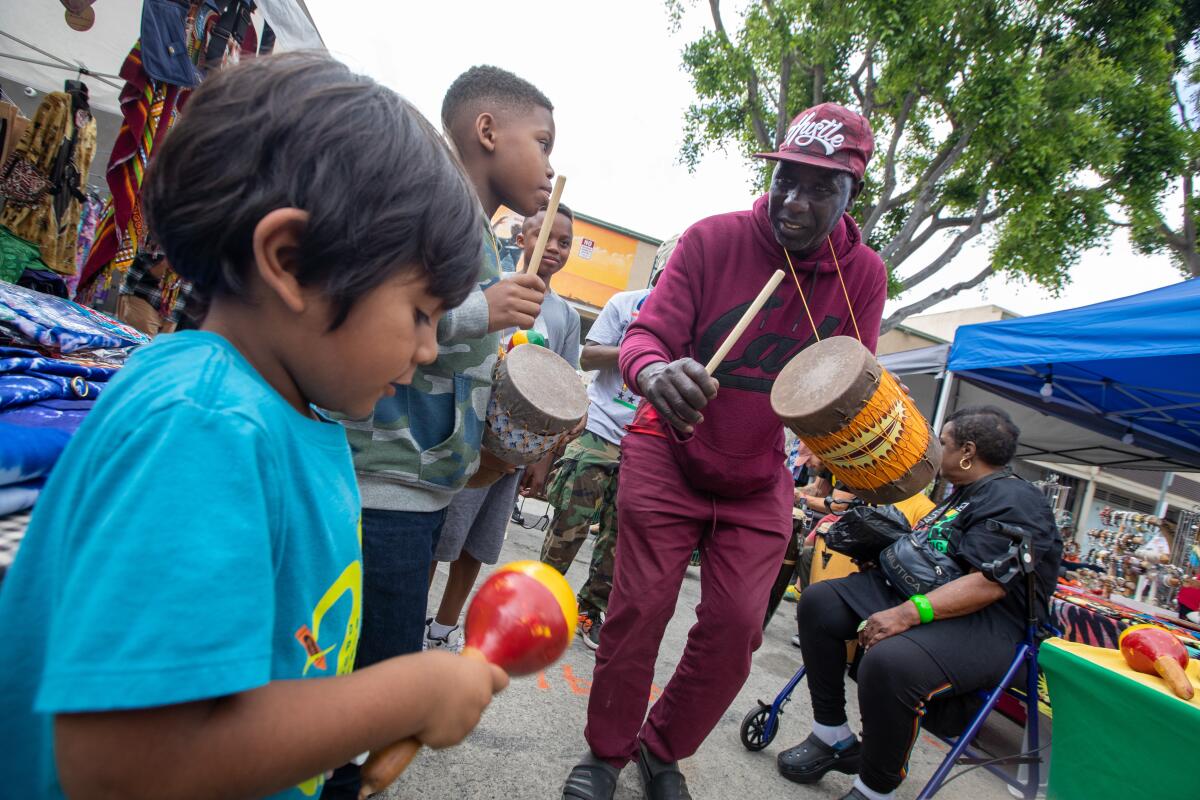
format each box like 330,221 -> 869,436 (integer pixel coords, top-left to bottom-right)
770,336 -> 941,505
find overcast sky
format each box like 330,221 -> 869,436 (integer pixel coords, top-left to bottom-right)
306,0 -> 1188,320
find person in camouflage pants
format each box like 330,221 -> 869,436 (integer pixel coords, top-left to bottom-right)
540,431 -> 621,622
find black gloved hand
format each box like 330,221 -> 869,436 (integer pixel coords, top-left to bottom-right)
637,359 -> 719,434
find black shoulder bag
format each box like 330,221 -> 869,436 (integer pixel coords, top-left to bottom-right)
879,469 -> 1013,597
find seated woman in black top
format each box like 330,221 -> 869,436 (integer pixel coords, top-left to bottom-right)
777,406 -> 1062,800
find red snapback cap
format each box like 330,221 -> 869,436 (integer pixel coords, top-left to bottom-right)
755,102 -> 874,180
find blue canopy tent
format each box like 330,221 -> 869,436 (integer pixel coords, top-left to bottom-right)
940,280 -> 1200,471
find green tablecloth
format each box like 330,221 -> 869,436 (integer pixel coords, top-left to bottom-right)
1040,638 -> 1200,800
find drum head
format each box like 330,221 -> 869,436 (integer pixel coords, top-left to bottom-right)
501,345 -> 589,426
771,336 -> 879,438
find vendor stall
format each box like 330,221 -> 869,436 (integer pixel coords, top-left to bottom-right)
1040,638 -> 1200,800
0,1 -> 324,583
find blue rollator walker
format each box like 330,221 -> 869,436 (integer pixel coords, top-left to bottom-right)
739,519 -> 1055,799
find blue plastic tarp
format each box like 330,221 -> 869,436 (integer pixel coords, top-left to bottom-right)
947,279 -> 1200,469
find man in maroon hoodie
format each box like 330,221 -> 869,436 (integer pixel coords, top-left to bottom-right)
560,104 -> 887,800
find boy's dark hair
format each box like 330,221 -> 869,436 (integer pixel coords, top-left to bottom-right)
522,203 -> 574,232
441,65 -> 553,132
143,52 -> 481,329
946,405 -> 1020,467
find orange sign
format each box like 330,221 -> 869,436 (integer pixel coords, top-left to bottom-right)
492,208 -> 640,309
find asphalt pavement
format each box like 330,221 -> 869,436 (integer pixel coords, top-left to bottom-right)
381,498 -> 1033,800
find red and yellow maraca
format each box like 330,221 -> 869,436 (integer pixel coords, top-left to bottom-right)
1119,624 -> 1195,700
358,561 -> 576,798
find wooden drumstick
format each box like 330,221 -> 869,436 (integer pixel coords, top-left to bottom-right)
704,269 -> 785,375
520,174 -> 567,274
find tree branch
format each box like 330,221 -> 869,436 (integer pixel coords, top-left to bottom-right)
863,44 -> 878,117
776,52 -> 794,146
880,263 -> 998,333
709,0 -> 773,150
862,91 -> 917,238
881,120 -> 979,263
897,194 -> 991,291
812,63 -> 824,106
1173,81 -> 1194,132
887,202 -> 945,263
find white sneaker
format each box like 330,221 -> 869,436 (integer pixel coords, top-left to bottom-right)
423,618 -> 463,653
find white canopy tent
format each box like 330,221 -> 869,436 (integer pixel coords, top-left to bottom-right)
0,0 -> 323,114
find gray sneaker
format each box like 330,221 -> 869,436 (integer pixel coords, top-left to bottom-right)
578,610 -> 603,651
423,618 -> 463,653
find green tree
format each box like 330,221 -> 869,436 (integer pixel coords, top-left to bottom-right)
668,0 -> 1198,332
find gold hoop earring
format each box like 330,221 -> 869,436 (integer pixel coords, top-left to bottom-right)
959,457 -> 973,471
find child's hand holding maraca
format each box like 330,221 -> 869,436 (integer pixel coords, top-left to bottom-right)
359,561 -> 576,798
414,651 -> 508,749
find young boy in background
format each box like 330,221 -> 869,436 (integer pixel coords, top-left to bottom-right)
324,65 -> 555,798
426,205 -> 582,651
0,54 -> 506,800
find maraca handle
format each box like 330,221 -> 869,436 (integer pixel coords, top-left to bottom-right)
356,648 -> 488,800
1153,654 -> 1195,701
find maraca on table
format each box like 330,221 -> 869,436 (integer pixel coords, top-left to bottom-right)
1119,623 -> 1196,700
357,561 -> 577,798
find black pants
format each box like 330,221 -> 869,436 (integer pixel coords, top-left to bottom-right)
798,581 -> 957,793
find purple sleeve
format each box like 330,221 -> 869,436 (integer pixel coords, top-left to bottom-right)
619,230 -> 703,390
855,253 -> 887,354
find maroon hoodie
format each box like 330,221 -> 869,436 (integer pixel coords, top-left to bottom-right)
620,194 -> 887,497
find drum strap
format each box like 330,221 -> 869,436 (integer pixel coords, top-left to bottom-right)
782,236 -> 863,344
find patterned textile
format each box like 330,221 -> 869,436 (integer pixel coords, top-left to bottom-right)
77,3 -> 258,300
119,252 -> 196,321
76,45 -> 188,299
68,194 -> 104,298
0,281 -> 149,354
0,92 -> 98,275
0,398 -> 94,433
0,228 -> 48,285
0,510 -> 32,585
0,480 -> 43,516
1051,587 -> 1200,650
0,422 -> 69,488
0,346 -> 116,411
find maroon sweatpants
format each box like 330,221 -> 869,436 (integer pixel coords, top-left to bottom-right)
584,430 -> 792,766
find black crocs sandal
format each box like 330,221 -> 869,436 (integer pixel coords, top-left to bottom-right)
637,740 -> 693,800
776,732 -> 861,784
561,754 -> 619,800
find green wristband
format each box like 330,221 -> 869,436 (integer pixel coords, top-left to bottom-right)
910,594 -> 935,624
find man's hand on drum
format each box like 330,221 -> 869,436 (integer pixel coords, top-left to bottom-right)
485,272 -> 546,332
638,359 -> 719,434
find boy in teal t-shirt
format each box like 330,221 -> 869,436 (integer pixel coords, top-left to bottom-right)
0,53 -> 506,800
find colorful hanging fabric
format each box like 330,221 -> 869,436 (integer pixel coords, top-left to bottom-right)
67,194 -> 104,298
76,2 -> 258,303
0,92 -> 98,276
75,44 -> 188,301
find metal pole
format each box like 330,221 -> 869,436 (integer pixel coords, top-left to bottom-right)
931,370 -> 955,433
1156,471 -> 1174,518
